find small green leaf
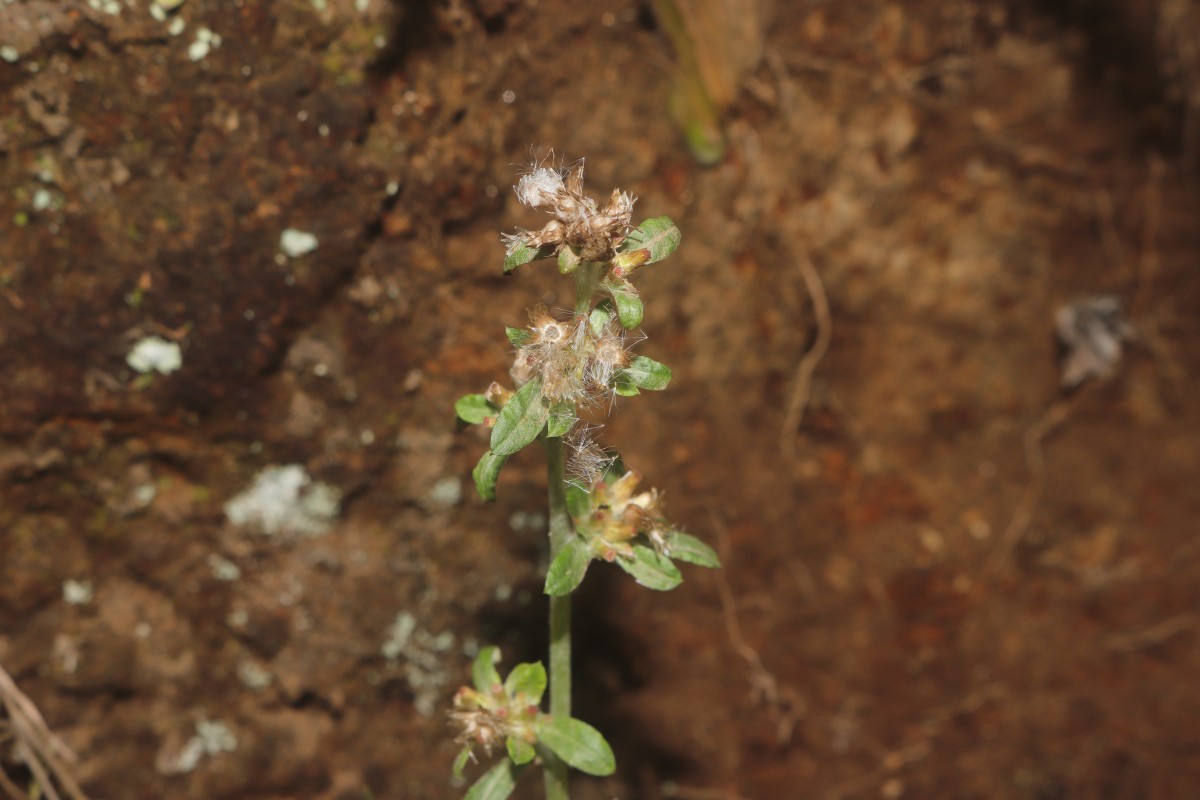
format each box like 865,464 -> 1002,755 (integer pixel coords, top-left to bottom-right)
612,376 -> 640,397
545,537 -> 594,596
546,399 -> 577,438
557,245 -> 581,275
664,531 -> 721,568
614,217 -> 681,270
457,394 -> 498,425
617,545 -> 683,591
464,758 -> 520,800
506,737 -> 536,766
504,241 -> 554,273
490,378 -> 549,456
453,745 -> 473,779
472,647 -> 502,692
473,450 -> 508,502
504,662 -> 547,704
565,483 -> 593,520
506,327 -> 532,347
588,303 -> 614,336
604,280 -> 643,329
535,716 -> 616,777
617,355 -> 672,391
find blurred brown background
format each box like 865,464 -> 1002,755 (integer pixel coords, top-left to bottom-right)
1,0 -> 1199,798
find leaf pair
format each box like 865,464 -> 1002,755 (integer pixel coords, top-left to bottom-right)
545,527 -> 721,596
460,378 -> 550,502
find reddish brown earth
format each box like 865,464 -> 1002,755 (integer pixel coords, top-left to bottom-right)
2,1 -> 1199,799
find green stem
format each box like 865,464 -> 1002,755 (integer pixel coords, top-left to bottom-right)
544,434 -> 572,800
574,261 -> 604,315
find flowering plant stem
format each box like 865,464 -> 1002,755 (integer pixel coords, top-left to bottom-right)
450,156 -> 720,800
544,433 -> 572,800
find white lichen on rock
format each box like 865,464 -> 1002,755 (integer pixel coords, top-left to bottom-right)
224,464 -> 341,537
157,719 -> 238,776
206,553 -> 241,581
237,659 -> 273,690
86,0 -> 122,16
279,228 -> 319,257
381,612 -> 455,716
127,336 -> 183,374
427,476 -> 462,508
187,26 -> 221,62
32,188 -> 54,212
62,579 -> 94,605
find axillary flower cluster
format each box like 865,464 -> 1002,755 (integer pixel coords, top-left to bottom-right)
450,156 -> 720,799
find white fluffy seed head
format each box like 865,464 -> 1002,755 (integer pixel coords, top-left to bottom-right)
515,168 -> 565,208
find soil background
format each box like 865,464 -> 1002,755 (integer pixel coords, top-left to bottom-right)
2,1 -> 1199,799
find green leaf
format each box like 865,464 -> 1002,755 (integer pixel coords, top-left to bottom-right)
617,355 -> 672,391
604,280 -> 643,329
614,217 -> 682,271
612,376 -> 640,397
504,662 -> 547,704
452,745 -> 473,779
544,537 -> 593,596
490,378 -> 549,456
457,394 -> 498,425
588,303 -> 614,336
565,483 -> 593,520
472,450 -> 508,502
557,245 -> 581,275
617,545 -> 683,591
535,716 -> 616,777
464,758 -> 520,800
504,241 -> 554,273
506,737 -> 536,766
506,327 -> 532,348
546,399 -> 577,438
664,531 -> 721,568
472,646 -> 502,693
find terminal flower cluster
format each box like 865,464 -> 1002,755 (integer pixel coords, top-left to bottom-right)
503,160 -> 636,263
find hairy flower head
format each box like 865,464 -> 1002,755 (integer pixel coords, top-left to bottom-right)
505,158 -> 636,262
510,305 -> 588,403
449,684 -> 537,763
571,469 -> 674,559
585,322 -> 630,395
